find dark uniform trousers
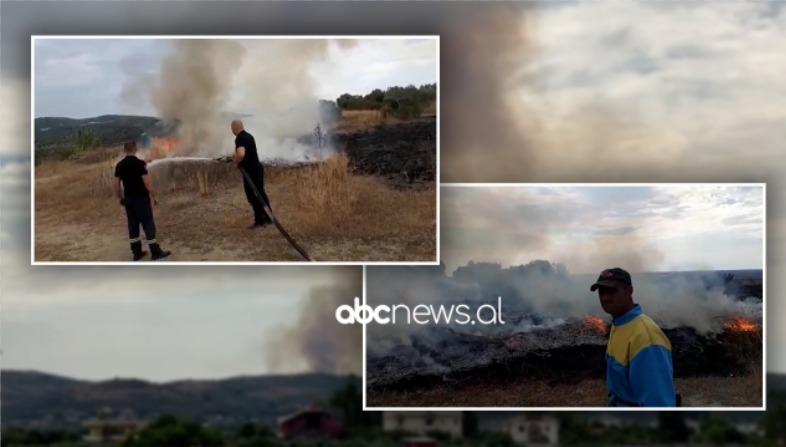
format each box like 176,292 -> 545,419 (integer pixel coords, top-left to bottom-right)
125,194 -> 156,250
242,163 -> 273,224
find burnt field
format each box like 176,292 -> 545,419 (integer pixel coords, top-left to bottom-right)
332,118 -> 436,189
256,118 -> 436,189
366,316 -> 762,392
364,264 -> 763,406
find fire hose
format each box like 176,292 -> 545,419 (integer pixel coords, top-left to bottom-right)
215,156 -> 315,262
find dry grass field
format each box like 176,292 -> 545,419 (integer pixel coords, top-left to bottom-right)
338,110 -> 386,131
33,112 -> 437,262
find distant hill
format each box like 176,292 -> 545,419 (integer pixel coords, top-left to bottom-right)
2,370 -> 783,431
33,112 -> 253,154
1,370 -> 360,430
34,114 -> 165,153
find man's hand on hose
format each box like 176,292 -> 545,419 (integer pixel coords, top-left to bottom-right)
234,146 -> 245,167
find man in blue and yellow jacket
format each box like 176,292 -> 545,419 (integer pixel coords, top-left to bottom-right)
591,267 -> 677,407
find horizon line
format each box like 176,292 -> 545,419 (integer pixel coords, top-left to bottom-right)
437,265 -> 764,276
32,82 -> 440,121
3,368 -> 362,385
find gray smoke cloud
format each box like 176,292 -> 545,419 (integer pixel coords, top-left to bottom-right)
427,185 -> 763,340
265,267 -> 363,376
366,248 -> 762,357
552,231 -> 668,276
436,3 -> 786,185
233,39 -> 356,136
440,6 -> 537,183
122,39 -> 245,157
122,38 -> 357,162
365,270 -> 449,357
440,186 -> 572,271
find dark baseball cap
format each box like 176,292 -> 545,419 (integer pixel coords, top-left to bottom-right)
590,267 -> 632,291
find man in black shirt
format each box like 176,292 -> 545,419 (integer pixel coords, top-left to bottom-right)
113,141 -> 171,261
231,120 -> 273,229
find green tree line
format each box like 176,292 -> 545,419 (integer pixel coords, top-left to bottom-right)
335,83 -> 436,112
4,386 -> 783,447
320,83 -> 437,122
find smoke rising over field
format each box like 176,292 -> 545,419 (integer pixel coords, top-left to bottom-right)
265,267 -> 363,376
122,38 -> 358,162
440,6 -> 535,182
366,259 -> 763,356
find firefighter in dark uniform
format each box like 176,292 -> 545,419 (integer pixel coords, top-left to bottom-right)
231,120 -> 274,229
113,141 -> 172,261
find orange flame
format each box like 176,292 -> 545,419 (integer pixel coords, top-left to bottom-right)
144,137 -> 178,162
723,316 -> 757,332
584,314 -> 606,334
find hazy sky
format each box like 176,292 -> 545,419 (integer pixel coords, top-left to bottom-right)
0,265 -> 362,382
462,1 -> 786,183
2,278 -> 301,380
2,0 -> 784,375
441,185 -> 764,275
33,37 -> 437,118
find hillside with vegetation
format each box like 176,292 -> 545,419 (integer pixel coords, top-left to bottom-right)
1,370 -> 362,430
33,83 -> 437,164
2,372 -> 785,447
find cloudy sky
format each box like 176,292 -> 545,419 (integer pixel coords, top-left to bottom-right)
2,1 -> 784,375
2,267 -> 349,380
441,185 -> 765,275
33,37 -> 438,118
0,265 -> 362,382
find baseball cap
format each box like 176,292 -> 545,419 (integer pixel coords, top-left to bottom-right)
590,267 -> 632,291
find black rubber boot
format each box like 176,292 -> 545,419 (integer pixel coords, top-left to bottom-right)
150,243 -> 171,261
131,241 -> 147,261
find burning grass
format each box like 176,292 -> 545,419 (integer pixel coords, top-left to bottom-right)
34,144 -> 436,262
366,311 -> 763,408
583,315 -> 607,335
723,316 -> 759,332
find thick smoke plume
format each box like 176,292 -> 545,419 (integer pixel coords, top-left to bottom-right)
366,254 -> 762,356
440,6 -> 537,182
265,267 -> 363,376
436,4 -> 762,184
233,39 -> 356,137
123,38 -> 357,163
123,39 -> 245,157
553,231 -> 668,276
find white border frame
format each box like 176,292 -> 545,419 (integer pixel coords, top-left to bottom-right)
30,35 -> 441,266
362,182 -> 767,412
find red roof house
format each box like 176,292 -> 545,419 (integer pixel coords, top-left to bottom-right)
277,403 -> 344,440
